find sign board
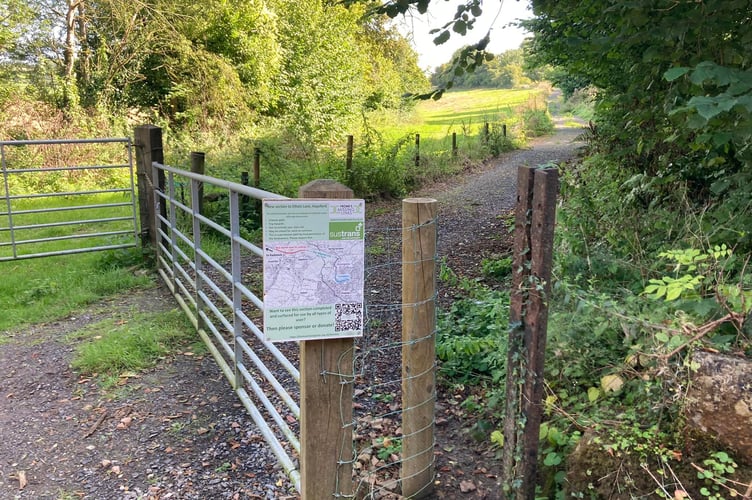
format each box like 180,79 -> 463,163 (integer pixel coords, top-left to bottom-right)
262,199 -> 365,342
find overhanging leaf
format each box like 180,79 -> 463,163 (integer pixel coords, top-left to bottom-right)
433,30 -> 450,45
664,67 -> 690,82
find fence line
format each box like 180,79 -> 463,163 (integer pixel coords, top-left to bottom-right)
235,123 -> 507,189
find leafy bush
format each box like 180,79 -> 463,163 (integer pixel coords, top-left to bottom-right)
436,266 -> 508,388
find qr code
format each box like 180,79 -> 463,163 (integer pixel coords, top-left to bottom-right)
335,303 -> 362,332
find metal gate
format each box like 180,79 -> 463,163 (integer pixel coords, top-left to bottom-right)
0,138 -> 138,261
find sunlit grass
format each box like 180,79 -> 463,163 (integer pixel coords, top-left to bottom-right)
374,87 -> 544,140
69,309 -> 200,375
0,248 -> 153,332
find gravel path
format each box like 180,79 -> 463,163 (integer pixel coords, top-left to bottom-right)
0,118 -> 584,500
406,117 -> 585,282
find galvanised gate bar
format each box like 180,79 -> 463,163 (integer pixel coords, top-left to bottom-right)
0,138 -> 138,261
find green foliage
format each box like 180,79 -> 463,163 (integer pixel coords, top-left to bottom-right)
480,255 -> 512,281
70,309 -> 196,375
523,0 -> 751,251
520,105 -> 555,137
0,252 -> 153,332
436,265 -> 508,387
697,451 -> 739,500
431,48 -> 535,89
374,436 -> 402,461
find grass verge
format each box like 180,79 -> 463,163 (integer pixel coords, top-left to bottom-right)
0,247 -> 153,332
69,308 -> 201,377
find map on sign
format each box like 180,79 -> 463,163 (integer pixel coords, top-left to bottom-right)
262,199 -> 365,342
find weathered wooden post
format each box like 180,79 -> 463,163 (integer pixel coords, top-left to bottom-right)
240,171 -> 250,218
253,147 -> 261,188
452,132 -> 457,158
190,151 -> 205,215
414,133 -> 421,167
501,166 -> 559,499
346,135 -> 354,182
484,122 -> 490,144
134,125 -> 164,248
502,124 -> 507,138
299,179 -> 355,500
401,197 -> 438,499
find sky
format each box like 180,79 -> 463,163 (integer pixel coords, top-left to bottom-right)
395,0 -> 534,72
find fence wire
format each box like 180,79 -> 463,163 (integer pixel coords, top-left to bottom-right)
145,150 -> 439,498
334,216 -> 439,499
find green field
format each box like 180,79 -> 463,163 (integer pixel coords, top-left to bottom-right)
416,88 -> 542,133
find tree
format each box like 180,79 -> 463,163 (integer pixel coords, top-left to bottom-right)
523,0 -> 751,182
0,0 -> 35,98
431,47 -> 531,89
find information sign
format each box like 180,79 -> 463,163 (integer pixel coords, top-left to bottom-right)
262,199 -> 365,342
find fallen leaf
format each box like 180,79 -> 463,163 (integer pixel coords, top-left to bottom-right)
459,480 -> 476,493
116,417 -> 132,430
18,470 -> 27,490
674,490 -> 688,499
601,374 -> 624,393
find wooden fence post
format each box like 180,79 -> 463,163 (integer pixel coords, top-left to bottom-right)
452,132 -> 457,158
501,166 -> 559,499
190,151 -> 205,215
401,197 -> 437,499
299,179 -> 355,500
253,147 -> 261,187
484,122 -> 490,144
502,124 -> 507,138
346,135 -> 354,182
414,133 -> 421,167
134,125 -> 164,248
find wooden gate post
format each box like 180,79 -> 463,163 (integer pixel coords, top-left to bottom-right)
299,179 -> 355,500
134,125 -> 163,248
401,197 -> 438,499
501,166 -> 559,499
345,135 -> 354,183
190,152 -> 205,215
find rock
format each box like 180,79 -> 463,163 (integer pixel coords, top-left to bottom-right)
685,351 -> 752,462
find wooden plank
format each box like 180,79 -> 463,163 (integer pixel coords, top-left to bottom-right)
298,179 -> 355,500
401,197 -> 437,499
